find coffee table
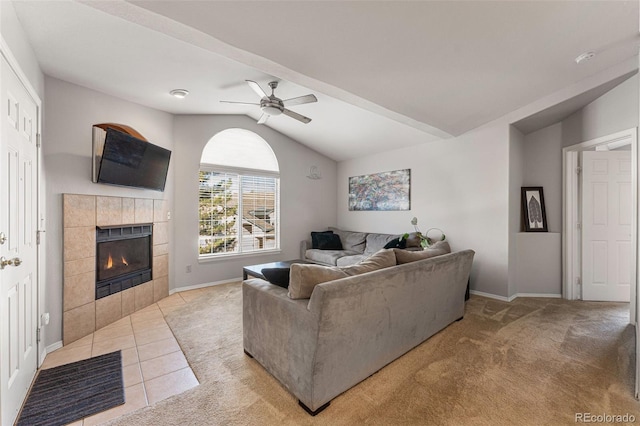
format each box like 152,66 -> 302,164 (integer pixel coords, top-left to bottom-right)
243,259 -> 311,280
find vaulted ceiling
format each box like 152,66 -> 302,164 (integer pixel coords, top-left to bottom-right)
11,1 -> 640,161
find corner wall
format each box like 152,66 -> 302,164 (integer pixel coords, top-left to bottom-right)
43,76 -> 175,347
562,75 -> 638,148
508,126 -> 525,298
337,124 -> 511,297
172,115 -> 337,289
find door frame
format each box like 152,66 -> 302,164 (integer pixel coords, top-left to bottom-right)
562,128 -> 638,319
0,36 -> 44,423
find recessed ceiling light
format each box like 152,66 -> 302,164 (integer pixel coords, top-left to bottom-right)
170,89 -> 189,99
575,51 -> 596,64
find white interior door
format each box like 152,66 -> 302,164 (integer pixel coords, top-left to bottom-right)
0,54 -> 39,426
581,150 -> 632,302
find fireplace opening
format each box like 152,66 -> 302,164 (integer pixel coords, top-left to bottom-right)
96,224 -> 152,300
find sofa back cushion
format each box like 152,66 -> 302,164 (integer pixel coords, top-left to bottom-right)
289,264 -> 348,299
364,233 -> 399,255
393,241 -> 451,264
340,249 -> 396,276
328,227 -> 367,254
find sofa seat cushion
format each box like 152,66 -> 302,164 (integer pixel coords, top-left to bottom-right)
288,264 -> 348,299
340,249 -> 396,276
305,249 -> 358,266
393,241 -> 451,264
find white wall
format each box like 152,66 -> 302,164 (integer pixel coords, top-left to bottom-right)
43,76 -> 174,347
508,125 -> 525,298
562,75 -> 638,148
172,115 -> 337,288
508,76 -> 638,297
523,122 -> 563,233
1,1 -> 45,99
337,124 -> 511,297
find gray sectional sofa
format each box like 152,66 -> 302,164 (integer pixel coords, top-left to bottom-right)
243,248 -> 475,415
301,227 -> 422,266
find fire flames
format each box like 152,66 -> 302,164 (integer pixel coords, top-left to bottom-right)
105,253 -> 128,269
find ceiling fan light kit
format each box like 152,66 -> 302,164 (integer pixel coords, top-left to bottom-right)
221,80 -> 317,124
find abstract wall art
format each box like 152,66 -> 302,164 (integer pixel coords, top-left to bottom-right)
348,169 -> 411,211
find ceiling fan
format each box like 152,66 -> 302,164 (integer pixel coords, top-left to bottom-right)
221,80 -> 317,124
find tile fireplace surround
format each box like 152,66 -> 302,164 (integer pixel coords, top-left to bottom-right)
63,194 -> 169,345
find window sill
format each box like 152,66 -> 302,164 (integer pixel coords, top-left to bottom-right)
198,249 -> 282,264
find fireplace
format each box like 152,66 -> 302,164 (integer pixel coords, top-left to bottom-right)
96,224 -> 153,300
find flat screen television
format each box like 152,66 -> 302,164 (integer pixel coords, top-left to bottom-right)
92,127 -> 171,192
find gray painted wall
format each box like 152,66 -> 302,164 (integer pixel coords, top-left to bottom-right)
337,123 -> 511,297
1,2 -> 45,98
508,125 -> 525,298
562,75 -> 638,148
509,75 -> 638,296
523,122 -> 563,233
43,77 -> 175,347
172,115 -> 337,289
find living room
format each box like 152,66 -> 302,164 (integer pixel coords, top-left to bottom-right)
2,1 -> 640,424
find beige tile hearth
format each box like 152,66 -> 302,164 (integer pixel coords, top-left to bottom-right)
122,198 -> 135,224
96,196 -> 123,226
63,302 -> 95,346
63,194 -> 96,228
134,198 -> 154,223
40,290 -> 200,425
62,193 -> 170,345
63,226 -> 95,262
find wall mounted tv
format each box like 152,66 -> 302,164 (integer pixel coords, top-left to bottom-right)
92,126 -> 171,192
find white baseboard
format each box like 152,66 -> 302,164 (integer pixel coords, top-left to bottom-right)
470,290 -> 562,302
516,293 -> 562,299
169,277 -> 243,295
39,340 -> 63,366
469,290 -> 513,302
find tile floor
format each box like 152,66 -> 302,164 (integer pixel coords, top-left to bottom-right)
38,289 -> 209,426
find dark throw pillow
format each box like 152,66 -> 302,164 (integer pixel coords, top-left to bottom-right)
383,237 -> 407,249
311,230 -> 333,249
311,231 -> 343,250
261,268 -> 290,289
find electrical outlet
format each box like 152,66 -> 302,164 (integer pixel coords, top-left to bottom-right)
167,211 -> 171,220
41,312 -> 50,326
186,264 -> 192,273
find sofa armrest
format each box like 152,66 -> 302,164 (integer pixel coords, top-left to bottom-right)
242,278 -> 320,404
300,240 -> 311,259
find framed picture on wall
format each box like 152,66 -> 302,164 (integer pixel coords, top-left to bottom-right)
521,187 -> 548,232
348,169 -> 411,211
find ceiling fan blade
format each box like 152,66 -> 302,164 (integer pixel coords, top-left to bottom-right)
282,94 -> 318,107
257,113 -> 269,125
246,80 -> 269,99
282,108 -> 312,124
219,100 -> 260,105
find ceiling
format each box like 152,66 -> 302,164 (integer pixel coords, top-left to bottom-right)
11,1 -> 640,161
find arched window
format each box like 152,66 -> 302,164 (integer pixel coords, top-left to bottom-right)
199,129 -> 280,258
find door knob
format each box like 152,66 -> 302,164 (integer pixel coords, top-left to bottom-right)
0,257 -> 21,270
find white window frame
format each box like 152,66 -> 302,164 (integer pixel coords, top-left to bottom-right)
198,163 -> 280,262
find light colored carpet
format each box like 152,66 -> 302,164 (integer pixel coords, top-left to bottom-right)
108,282 -> 639,425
